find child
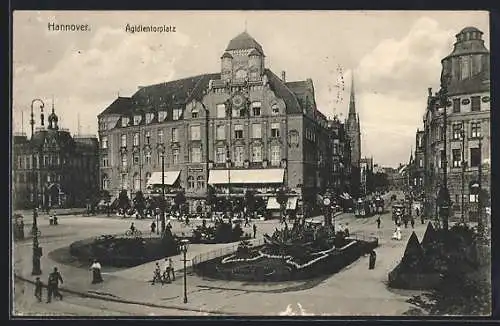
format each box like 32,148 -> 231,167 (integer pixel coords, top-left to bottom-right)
34,277 -> 43,302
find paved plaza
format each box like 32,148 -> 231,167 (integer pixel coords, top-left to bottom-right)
13,198 -> 429,316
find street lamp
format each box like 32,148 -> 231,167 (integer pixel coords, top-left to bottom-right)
226,145 -> 232,218
436,74 -> 451,231
161,150 -> 166,234
460,130 -> 466,224
179,238 -> 190,303
30,98 -> 44,276
477,136 -> 484,236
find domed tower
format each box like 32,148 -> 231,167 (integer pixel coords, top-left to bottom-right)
220,31 -> 265,82
441,26 -> 490,95
48,104 -> 59,130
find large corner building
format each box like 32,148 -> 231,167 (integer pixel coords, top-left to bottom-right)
98,32 -> 355,213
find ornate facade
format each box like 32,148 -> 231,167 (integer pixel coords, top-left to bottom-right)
98,31 -> 352,212
12,107 -> 99,209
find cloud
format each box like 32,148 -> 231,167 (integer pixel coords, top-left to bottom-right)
356,17 -> 454,100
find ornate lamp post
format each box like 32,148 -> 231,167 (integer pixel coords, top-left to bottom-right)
436,74 -> 451,231
460,130 -> 466,224
226,144 -> 232,218
179,238 -> 190,303
161,150 -> 166,234
30,98 -> 44,275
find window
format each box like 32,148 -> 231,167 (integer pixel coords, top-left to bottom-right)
171,128 -> 178,142
419,158 -> 423,168
271,145 -> 280,166
452,98 -> 461,113
196,176 -> 205,189
145,172 -> 151,184
121,117 -> 129,127
252,123 -> 262,138
452,123 -> 463,140
121,134 -> 127,147
145,112 -> 154,124
145,151 -> 152,165
461,56 -> 470,80
101,136 -> 108,149
133,115 -> 142,126
187,176 -> 195,189
172,149 -> 179,165
191,147 -> 201,163
157,151 -> 163,165
216,125 -> 225,140
470,148 -> 481,167
121,155 -> 128,167
439,150 -> 445,168
234,124 -> 243,139
235,146 -> 244,166
102,174 -> 109,190
133,173 -> 140,190
99,119 -> 107,131
173,108 -> 182,120
272,104 -> 280,115
216,147 -> 226,163
191,125 -> 201,140
157,129 -> 164,143
26,156 -> 31,169
452,149 -> 461,168
252,102 -> 261,116
470,122 -> 481,138
102,154 -> 109,167
145,131 -> 151,144
18,156 -> 23,169
216,104 -> 226,118
191,108 -> 199,119
133,153 -> 140,165
121,173 -> 128,189
469,194 -> 479,203
471,96 -> 481,112
158,111 -> 167,122
44,155 -> 49,167
252,144 -> 262,162
232,108 -> 239,118
133,133 -> 140,146
271,123 -> 280,138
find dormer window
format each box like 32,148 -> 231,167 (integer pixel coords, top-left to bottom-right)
158,111 -> 167,122
252,102 -> 261,116
133,115 -> 142,126
145,112 -> 154,124
272,104 -> 280,115
121,117 -> 130,127
173,108 -> 182,120
191,108 -> 199,119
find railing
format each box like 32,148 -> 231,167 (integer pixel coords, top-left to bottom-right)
191,237 -> 265,269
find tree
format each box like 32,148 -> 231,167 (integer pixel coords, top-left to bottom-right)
174,190 -> 186,215
133,191 -> 146,216
276,187 -> 288,222
206,185 -> 216,209
118,190 -> 130,211
244,189 -> 256,217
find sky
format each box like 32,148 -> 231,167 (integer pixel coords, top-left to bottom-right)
12,11 -> 490,168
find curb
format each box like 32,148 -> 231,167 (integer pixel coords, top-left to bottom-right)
14,274 -> 244,316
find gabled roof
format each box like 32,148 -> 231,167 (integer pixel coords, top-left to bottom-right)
98,97 -> 133,117
226,31 -> 265,56
264,69 -> 303,114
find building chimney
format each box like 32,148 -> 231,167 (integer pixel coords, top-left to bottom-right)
281,71 -> 286,82
428,88 -> 432,96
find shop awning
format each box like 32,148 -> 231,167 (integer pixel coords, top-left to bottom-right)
266,196 -> 298,210
208,169 -> 285,185
146,171 -> 181,186
287,197 -> 298,210
266,197 -> 280,209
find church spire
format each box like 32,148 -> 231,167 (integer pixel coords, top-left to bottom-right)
349,74 -> 356,116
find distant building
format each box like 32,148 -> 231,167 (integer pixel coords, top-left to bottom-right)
12,106 -> 99,209
359,157 -> 374,196
345,77 -> 362,197
97,31 -> 352,213
415,26 -> 491,221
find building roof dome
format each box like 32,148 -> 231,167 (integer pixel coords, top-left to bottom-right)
30,129 -> 74,150
225,31 -> 264,55
459,26 -> 482,34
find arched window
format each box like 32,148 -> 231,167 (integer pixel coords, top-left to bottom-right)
145,151 -> 152,165
133,173 -> 140,190
187,176 -> 195,189
102,174 -> 110,190
191,108 -> 199,119
145,172 -> 151,184
196,176 -> 205,189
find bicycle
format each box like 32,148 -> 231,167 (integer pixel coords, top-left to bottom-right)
125,229 -> 142,237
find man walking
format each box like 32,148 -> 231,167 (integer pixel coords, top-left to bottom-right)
34,277 -> 43,303
47,267 -> 63,303
168,258 -> 175,281
376,216 -> 381,229
253,224 -> 257,238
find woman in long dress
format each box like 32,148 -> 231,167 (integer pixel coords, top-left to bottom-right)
90,259 -> 103,284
